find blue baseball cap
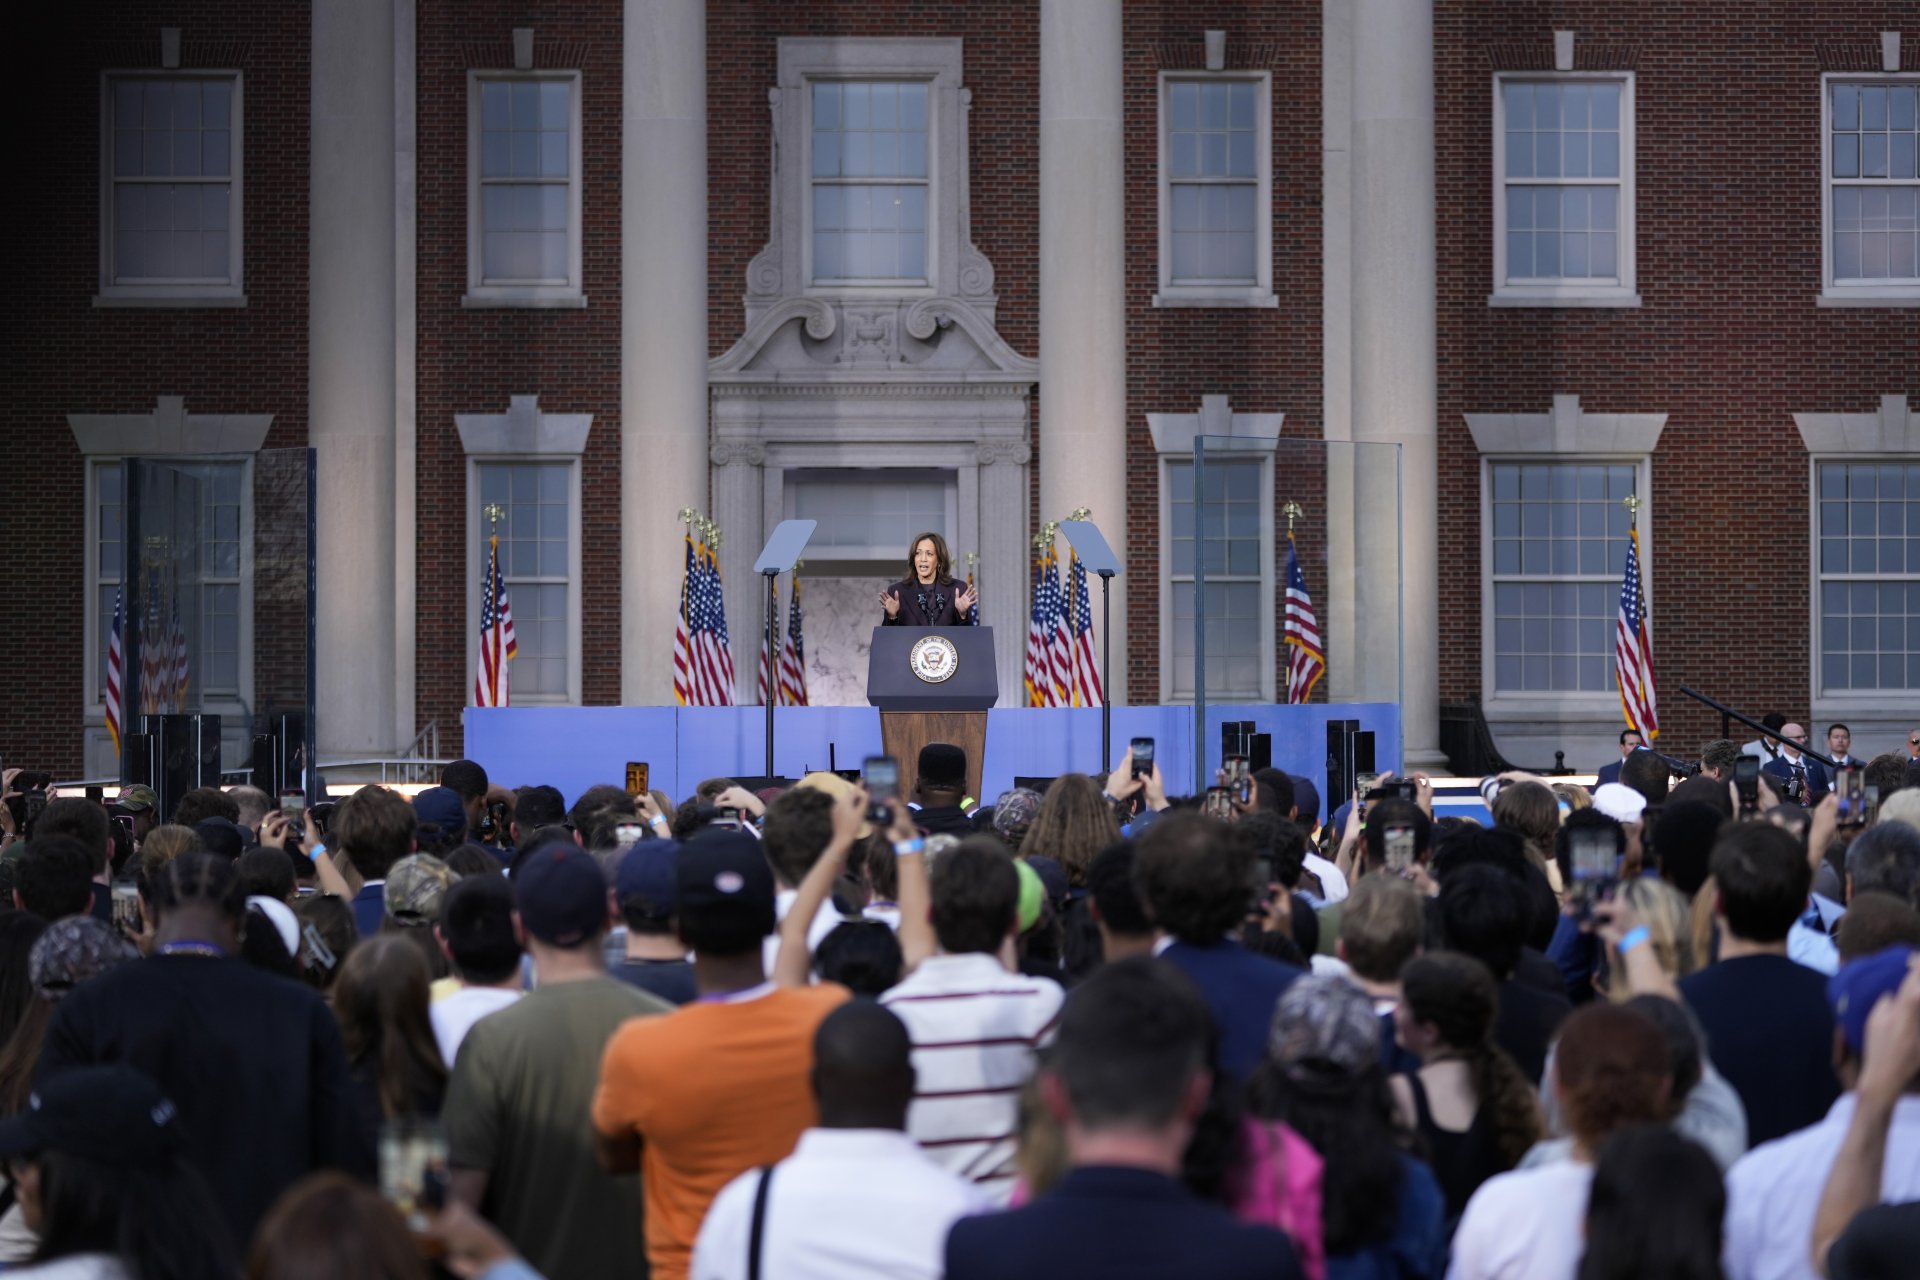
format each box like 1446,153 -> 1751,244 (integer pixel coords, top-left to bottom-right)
1829,945 -> 1918,1056
412,786 -> 468,843
615,840 -> 681,924
513,844 -> 609,947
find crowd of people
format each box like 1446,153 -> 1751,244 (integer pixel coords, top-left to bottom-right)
1,720 -> 1920,1278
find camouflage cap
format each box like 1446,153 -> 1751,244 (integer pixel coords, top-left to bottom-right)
114,785 -> 160,813
384,854 -> 455,926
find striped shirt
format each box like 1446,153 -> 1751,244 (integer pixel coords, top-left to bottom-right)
879,952 -> 1064,1205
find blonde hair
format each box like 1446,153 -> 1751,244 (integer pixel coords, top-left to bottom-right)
137,824 -> 202,881
1606,878 -> 1700,995
1551,783 -> 1592,812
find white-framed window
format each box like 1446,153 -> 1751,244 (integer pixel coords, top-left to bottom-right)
1483,460 -> 1645,696
1814,461 -> 1920,692
809,81 -> 931,285
87,458 -> 250,708
469,460 -> 581,703
1491,73 -> 1638,307
1821,76 -> 1920,306
785,469 -> 957,562
1155,73 -> 1276,309
1159,455 -> 1275,701
98,72 -> 244,306
465,71 -> 584,308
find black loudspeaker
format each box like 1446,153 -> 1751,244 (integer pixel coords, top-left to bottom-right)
1326,719 -> 1360,813
1250,733 -> 1273,774
1013,776 -> 1058,795
138,714 -> 221,822
123,733 -> 154,788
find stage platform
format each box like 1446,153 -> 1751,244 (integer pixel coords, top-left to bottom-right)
463,702 -> 1402,807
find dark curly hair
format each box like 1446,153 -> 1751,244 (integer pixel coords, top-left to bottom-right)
1399,952 -> 1543,1168
1132,811 -> 1254,944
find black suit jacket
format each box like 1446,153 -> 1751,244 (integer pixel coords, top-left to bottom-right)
1763,755 -> 1830,803
1595,758 -> 1625,785
880,578 -> 974,628
945,1166 -> 1303,1280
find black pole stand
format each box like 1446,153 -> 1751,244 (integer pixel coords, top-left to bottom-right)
763,570 -> 779,781
1099,570 -> 1113,766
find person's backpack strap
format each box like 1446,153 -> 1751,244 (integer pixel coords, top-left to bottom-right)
747,1162 -> 778,1280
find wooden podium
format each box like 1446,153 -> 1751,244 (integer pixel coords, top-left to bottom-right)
867,626 -> 998,804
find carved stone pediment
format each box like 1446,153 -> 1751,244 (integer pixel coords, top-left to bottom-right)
711,295 -> 1038,387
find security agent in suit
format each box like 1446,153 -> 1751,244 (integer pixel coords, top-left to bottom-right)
1595,728 -> 1645,786
1760,722 -> 1830,805
943,959 -> 1303,1280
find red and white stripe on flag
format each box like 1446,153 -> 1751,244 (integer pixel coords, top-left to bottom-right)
1283,534 -> 1326,705
104,585 -> 124,751
474,537 -> 517,707
1614,528 -> 1658,739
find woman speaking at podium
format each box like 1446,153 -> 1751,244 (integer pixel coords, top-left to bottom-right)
879,531 -> 978,626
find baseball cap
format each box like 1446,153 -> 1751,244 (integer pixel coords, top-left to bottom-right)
1592,782 -> 1649,826
513,844 -> 609,946
247,896 -> 301,957
675,829 -> 776,937
616,841 -> 681,922
1269,973 -> 1381,1077
1014,860 -> 1045,933
794,771 -> 871,839
1829,945 -> 1918,1056
513,785 -> 567,830
113,784 -> 160,814
992,788 -> 1042,845
0,1064 -> 185,1171
412,786 -> 468,844
30,917 -> 137,1002
194,817 -> 248,859
385,854 -> 456,926
1289,775 -> 1322,828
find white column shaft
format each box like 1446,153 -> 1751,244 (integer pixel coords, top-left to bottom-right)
1040,0 -> 1128,709
623,0 -> 709,704
1351,0 -> 1441,764
311,0 -> 398,755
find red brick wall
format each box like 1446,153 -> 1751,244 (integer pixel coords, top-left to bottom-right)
1437,1 -> 1920,751
414,2 -> 625,754
1123,4 -> 1325,704
2,3 -> 311,777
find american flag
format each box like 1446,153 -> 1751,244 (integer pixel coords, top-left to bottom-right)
1068,551 -> 1103,707
1043,549 -> 1073,708
672,531 -> 694,706
474,535 -> 517,707
687,539 -> 738,706
104,584 -> 124,752
138,573 -> 166,714
1284,532 -> 1326,704
756,581 -> 782,706
1615,526 -> 1659,740
1024,552 -> 1054,707
779,575 -> 809,706
166,593 -> 190,708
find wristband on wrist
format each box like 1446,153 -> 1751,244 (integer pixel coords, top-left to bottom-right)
648,813 -> 668,828
893,837 -> 926,857
1618,925 -> 1651,954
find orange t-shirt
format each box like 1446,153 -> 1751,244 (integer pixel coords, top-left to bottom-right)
592,983 -> 850,1280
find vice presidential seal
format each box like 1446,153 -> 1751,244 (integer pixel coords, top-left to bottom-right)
908,634 -> 959,684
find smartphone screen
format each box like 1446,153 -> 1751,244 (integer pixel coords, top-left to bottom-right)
1734,757 -> 1760,813
864,756 -> 900,823
1384,825 -> 1416,873
1838,767 -> 1865,825
1570,830 -> 1616,883
379,1118 -> 449,1235
1205,786 -> 1233,819
279,789 -> 306,821
1226,755 -> 1251,803
625,761 -> 650,799
111,884 -> 142,938
1130,737 -> 1155,778
1246,851 -> 1277,895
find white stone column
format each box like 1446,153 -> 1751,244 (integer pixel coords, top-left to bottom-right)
1321,0 -> 1360,704
1040,0 -> 1128,707
623,0 -> 709,705
311,0 -> 398,756
1351,0 -> 1442,766
709,443 -> 764,702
